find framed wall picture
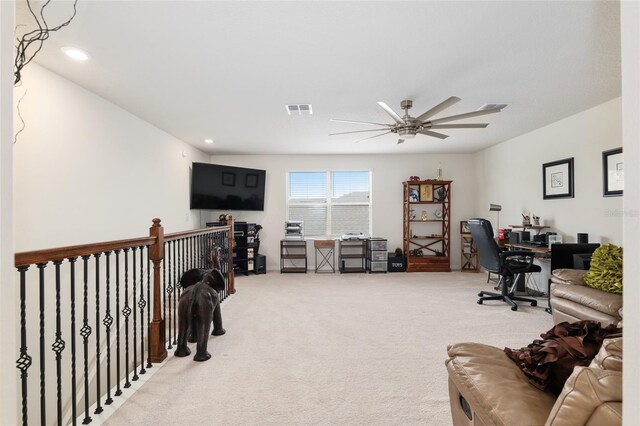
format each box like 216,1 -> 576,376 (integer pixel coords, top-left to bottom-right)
222,172 -> 236,186
245,173 -> 259,188
602,147 -> 623,197
420,184 -> 433,202
460,220 -> 471,234
543,158 -> 574,200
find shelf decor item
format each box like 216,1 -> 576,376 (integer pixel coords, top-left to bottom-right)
543,157 -> 574,200
420,184 -> 433,202
602,147 -> 623,197
460,221 -> 471,234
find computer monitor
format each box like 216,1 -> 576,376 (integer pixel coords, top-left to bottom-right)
550,243 -> 600,271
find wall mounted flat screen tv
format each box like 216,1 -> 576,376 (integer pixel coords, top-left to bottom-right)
190,162 -> 266,211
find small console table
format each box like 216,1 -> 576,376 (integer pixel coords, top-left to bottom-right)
314,239 -> 336,273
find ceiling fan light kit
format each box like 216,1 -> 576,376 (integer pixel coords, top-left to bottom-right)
330,97 -> 504,144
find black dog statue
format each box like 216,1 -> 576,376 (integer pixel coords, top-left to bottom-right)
174,273 -> 224,361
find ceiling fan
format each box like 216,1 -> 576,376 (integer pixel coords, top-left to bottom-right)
329,98 -> 503,144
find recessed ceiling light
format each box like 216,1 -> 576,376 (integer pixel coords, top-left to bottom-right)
61,46 -> 90,61
204,138 -> 214,144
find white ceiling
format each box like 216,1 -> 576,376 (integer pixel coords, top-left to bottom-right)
18,1 -> 621,155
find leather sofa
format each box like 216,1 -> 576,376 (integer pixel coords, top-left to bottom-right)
549,269 -> 623,326
445,337 -> 622,425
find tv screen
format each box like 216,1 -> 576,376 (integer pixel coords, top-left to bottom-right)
190,162 -> 266,211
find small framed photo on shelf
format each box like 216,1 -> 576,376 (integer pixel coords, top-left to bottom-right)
602,147 -> 623,197
420,184 -> 433,202
460,221 -> 471,234
543,157 -> 574,200
409,188 -> 420,202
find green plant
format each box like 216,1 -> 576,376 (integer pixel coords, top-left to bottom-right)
584,244 -> 623,294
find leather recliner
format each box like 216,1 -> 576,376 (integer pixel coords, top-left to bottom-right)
445,337 -> 622,425
549,269 -> 622,327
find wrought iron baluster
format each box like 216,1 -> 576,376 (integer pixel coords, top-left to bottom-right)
188,236 -> 192,269
103,251 -> 114,405
172,240 -> 177,345
37,262 -> 47,426
146,246 -> 152,368
68,258 -> 78,425
132,246 -> 139,381
93,253 -> 103,415
114,250 -> 122,397
166,241 -> 173,350
16,266 -> 31,426
122,248 -> 131,389
138,246 -> 146,375
80,255 -> 92,424
180,237 -> 184,278
52,260 -> 66,425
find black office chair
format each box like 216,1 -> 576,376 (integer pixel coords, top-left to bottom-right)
468,218 -> 540,311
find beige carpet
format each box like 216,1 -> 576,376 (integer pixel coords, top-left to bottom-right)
104,272 -> 552,426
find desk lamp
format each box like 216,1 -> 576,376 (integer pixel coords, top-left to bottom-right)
489,204 -> 502,235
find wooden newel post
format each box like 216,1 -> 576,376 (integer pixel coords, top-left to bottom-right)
149,218 -> 167,362
227,216 -> 236,294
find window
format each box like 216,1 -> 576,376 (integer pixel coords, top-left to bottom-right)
287,171 -> 371,238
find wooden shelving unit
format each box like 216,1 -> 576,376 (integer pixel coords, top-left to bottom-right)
403,180 -> 452,272
280,240 -> 307,273
460,230 -> 479,272
338,239 -> 366,273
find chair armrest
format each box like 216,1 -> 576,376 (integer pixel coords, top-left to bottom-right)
550,269 -> 587,286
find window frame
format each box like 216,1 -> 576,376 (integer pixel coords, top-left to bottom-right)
286,170 -> 372,238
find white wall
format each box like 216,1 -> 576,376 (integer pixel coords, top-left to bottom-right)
14,64 -> 210,251
1,2 -> 17,425
203,154 -> 478,270
475,98 -> 623,245
621,2 -> 639,424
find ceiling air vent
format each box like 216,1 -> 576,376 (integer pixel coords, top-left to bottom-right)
478,103 -> 509,111
286,104 -> 313,115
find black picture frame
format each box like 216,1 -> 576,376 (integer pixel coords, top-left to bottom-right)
245,173 -> 259,188
602,147 -> 623,197
222,172 -> 236,186
543,157 -> 574,200
460,221 -> 470,234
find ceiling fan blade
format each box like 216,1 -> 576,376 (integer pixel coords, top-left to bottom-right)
330,118 -> 391,127
329,128 -> 390,136
428,107 -> 501,125
417,129 -> 449,139
397,139 -> 405,145
416,96 -> 461,122
377,102 -> 405,124
355,131 -> 392,143
429,123 -> 489,129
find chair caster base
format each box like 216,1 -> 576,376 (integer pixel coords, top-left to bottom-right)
531,301 -> 537,307
477,300 -> 483,305
511,306 -> 518,311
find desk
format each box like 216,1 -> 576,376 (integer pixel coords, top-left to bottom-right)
504,243 -> 551,296
505,243 -> 550,255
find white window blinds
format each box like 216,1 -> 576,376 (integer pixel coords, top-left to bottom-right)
287,171 -> 371,237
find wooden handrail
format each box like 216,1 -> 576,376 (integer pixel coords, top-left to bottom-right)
14,236 -> 156,268
164,225 -> 228,241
